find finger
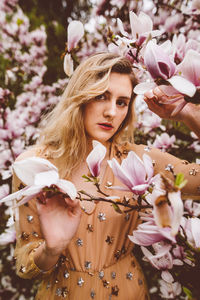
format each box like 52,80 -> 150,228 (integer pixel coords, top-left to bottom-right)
64,196 -> 79,208
36,192 -> 47,204
144,89 -> 155,99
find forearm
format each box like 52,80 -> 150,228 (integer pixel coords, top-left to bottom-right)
34,242 -> 61,271
178,103 -> 200,139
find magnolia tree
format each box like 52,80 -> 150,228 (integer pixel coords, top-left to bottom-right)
0,0 -> 200,299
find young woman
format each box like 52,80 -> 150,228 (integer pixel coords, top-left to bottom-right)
13,53 -> 200,300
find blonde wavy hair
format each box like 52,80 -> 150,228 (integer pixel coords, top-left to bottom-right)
37,52 -> 138,178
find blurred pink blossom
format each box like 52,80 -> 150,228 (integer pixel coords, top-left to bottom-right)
150,133 -> 176,151
141,243 -> 173,270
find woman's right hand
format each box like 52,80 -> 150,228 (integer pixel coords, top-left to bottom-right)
36,192 -> 82,257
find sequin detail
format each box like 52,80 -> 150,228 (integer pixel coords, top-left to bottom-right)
111,272 -> 116,279
46,282 -> 50,290
87,224 -> 94,232
98,212 -> 106,221
102,280 -> 109,288
76,238 -> 83,246
64,271 -> 70,279
138,279 -> 143,285
18,183 -> 25,190
165,164 -> 174,172
32,231 -> 39,237
189,168 -> 198,176
19,265 -> 26,273
55,287 -> 68,297
111,285 -> 119,296
105,236 -> 114,245
77,277 -> 84,286
125,213 -> 130,221
21,232 -> 29,240
99,270 -> 104,279
90,289 -> 96,298
85,261 -> 92,269
126,272 -> 133,280
144,146 -> 151,152
27,215 -> 33,223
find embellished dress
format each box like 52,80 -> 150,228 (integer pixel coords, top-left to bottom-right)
13,142 -> 200,300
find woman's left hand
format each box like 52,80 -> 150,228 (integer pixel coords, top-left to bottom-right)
144,86 -> 185,121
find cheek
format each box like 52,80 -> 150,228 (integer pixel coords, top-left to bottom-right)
119,109 -> 129,124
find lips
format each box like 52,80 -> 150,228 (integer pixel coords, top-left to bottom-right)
98,123 -> 114,130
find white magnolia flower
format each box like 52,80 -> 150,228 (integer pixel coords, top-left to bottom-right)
0,157 -> 77,206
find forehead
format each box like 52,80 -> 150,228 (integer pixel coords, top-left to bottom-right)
108,72 -> 133,97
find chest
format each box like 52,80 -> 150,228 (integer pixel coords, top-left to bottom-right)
71,160 -> 109,194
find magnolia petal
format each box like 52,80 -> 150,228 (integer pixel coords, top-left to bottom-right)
15,192 -> 41,207
190,218 -> 200,248
168,190 -> 183,236
105,196 -> 121,200
143,154 -> 154,180
129,11 -> 152,39
128,230 -> 164,246
122,151 -> 146,185
117,18 -> 129,37
13,157 -> 58,186
56,179 -> 77,200
67,20 -> 84,52
167,76 -> 196,97
176,49 -> 200,87
34,170 -> 59,186
132,183 -> 149,195
0,188 -> 27,204
63,53 -> 74,77
106,185 -> 130,191
107,158 -> 133,190
161,270 -> 174,283
134,82 -> 156,95
144,40 -> 176,80
86,141 -> 106,177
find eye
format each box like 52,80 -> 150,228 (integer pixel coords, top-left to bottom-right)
95,93 -> 107,101
117,99 -> 129,107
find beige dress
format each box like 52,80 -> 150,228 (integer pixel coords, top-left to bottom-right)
13,142 -> 200,300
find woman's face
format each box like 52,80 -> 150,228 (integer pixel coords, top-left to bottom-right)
83,72 -> 133,145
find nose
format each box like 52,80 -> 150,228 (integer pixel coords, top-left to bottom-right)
103,100 -> 117,119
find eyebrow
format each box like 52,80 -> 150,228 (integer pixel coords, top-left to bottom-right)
105,90 -> 131,102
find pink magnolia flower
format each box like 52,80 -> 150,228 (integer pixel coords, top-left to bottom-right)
86,140 -> 106,177
184,199 -> 200,217
150,132 -> 176,151
0,184 -> 9,200
67,20 -> 84,52
177,49 -> 200,89
117,11 -> 161,45
159,279 -> 182,298
141,243 -> 173,270
0,227 -> 16,245
182,217 -> 200,249
134,41 -> 196,103
0,157 -> 77,206
108,151 -> 154,195
129,215 -> 176,246
144,40 -> 176,81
